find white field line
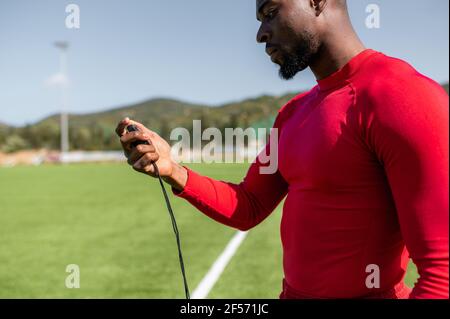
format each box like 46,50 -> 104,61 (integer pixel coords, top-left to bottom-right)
191,230 -> 248,299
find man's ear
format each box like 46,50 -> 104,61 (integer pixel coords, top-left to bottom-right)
310,0 -> 327,16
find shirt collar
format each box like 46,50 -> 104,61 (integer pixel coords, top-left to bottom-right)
316,49 -> 379,91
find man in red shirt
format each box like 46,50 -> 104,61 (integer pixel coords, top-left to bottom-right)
116,0 -> 449,298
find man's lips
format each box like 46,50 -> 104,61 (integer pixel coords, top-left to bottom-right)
265,46 -> 278,57
265,45 -> 281,63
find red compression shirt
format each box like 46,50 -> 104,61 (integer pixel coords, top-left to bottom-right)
173,49 -> 449,299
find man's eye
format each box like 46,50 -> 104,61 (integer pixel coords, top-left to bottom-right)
265,9 -> 277,21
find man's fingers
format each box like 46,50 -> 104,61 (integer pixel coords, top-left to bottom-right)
132,152 -> 159,172
127,120 -> 160,138
115,118 -> 150,136
116,118 -> 159,140
116,118 -> 160,166
115,117 -> 131,137
120,131 -> 152,146
127,144 -> 156,164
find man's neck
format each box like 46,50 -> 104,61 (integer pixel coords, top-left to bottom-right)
310,32 -> 366,81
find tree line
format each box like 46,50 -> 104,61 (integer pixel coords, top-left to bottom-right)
0,112 -> 271,153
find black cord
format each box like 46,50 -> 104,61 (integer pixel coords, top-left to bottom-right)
153,162 -> 191,299
126,124 -> 190,299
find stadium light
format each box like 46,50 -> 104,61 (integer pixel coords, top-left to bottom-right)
54,41 -> 70,155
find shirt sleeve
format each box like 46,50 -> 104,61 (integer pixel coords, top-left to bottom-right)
363,74 -> 449,299
172,115 -> 288,231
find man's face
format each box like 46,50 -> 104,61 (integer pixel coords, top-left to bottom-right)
256,0 -> 321,80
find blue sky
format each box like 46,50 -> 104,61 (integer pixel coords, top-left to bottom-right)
0,0 -> 448,126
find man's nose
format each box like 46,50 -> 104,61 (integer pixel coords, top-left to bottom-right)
256,24 -> 271,43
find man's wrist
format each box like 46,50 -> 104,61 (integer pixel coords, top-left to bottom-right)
163,162 -> 188,192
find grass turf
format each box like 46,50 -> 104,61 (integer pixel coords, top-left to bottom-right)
0,163 -> 418,298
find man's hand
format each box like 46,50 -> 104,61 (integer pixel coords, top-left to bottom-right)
115,117 -> 187,191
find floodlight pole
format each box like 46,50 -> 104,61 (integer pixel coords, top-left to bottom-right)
54,41 -> 69,155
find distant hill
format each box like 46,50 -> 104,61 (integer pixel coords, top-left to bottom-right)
34,94 -> 296,131
1,93 -> 297,151
0,82 -> 448,152
33,98 -> 208,141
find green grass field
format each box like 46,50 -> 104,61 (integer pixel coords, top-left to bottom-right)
0,163 -> 418,298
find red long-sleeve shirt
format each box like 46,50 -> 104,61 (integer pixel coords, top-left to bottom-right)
173,49 -> 449,299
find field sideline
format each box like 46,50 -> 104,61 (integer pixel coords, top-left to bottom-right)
0,163 -> 418,298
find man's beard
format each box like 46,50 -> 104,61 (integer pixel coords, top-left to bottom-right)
278,32 -> 319,80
